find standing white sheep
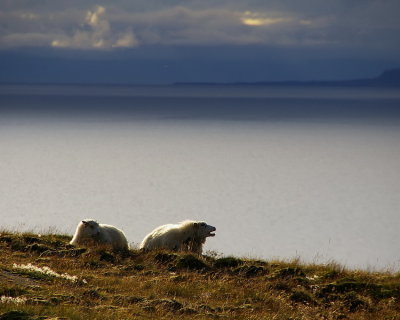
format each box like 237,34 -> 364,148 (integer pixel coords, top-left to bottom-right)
70,219 -> 129,251
140,220 -> 216,254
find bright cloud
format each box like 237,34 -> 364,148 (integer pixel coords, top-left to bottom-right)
240,11 -> 290,26
51,5 -> 138,49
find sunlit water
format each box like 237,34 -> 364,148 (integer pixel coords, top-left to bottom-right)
1,84 -> 399,270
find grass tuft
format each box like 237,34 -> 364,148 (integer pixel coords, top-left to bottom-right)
175,254 -> 209,271
214,256 -> 244,268
0,310 -> 32,320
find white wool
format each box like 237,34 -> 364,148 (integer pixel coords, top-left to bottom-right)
140,220 -> 216,254
70,219 -> 128,251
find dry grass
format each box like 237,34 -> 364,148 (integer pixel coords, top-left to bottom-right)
0,231 -> 399,319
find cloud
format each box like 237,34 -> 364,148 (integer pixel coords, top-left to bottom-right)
104,6 -> 300,46
85,6 -> 109,34
50,6 -> 138,49
0,1 -> 399,54
240,11 -> 290,27
2,32 -> 57,47
113,31 -> 137,48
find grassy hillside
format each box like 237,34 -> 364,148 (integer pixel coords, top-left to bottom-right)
0,231 -> 399,320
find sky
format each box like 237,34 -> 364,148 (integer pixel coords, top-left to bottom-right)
1,0 -> 400,84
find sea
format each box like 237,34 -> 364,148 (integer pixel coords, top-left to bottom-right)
0,84 -> 399,271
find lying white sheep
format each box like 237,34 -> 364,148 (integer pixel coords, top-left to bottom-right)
140,220 -> 216,254
70,219 -> 129,251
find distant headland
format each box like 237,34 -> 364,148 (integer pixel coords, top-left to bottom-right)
174,68 -> 400,87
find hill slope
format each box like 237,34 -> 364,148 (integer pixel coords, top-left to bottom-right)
0,232 -> 399,319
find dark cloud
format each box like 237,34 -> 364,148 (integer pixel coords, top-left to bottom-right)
0,1 -> 399,51
0,0 -> 399,82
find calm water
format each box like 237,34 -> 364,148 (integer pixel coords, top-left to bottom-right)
1,84 -> 399,270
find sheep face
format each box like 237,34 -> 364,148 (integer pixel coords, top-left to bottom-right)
80,219 -> 101,237
194,222 -> 216,239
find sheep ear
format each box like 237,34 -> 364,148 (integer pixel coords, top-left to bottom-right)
193,222 -> 199,228
81,220 -> 87,225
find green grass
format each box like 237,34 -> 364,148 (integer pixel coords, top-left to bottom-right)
0,231 -> 399,319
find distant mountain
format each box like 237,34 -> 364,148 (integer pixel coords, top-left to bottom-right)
375,68 -> 400,85
175,68 -> 400,87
